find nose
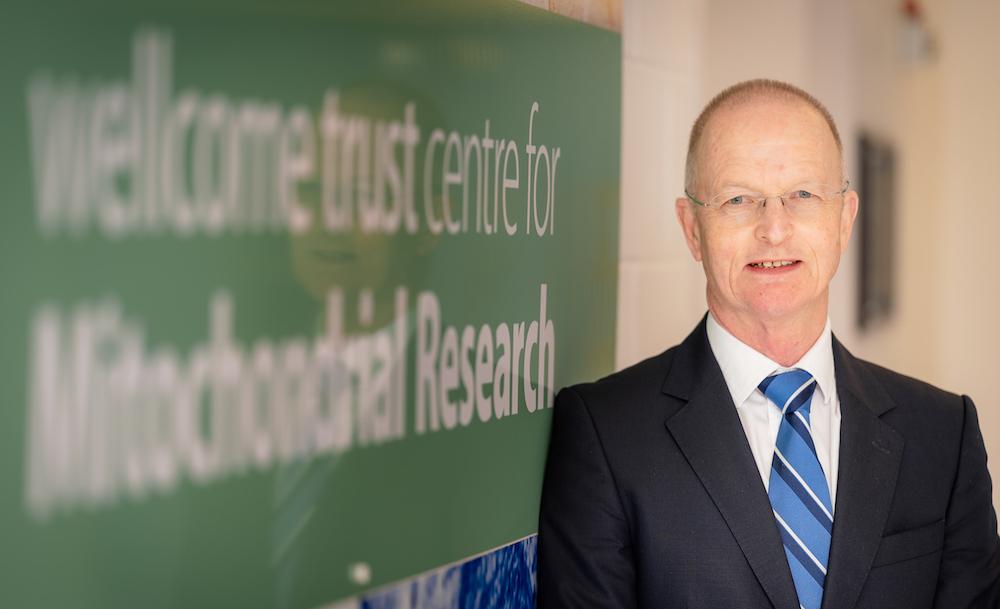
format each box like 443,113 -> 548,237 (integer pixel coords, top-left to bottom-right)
754,195 -> 793,244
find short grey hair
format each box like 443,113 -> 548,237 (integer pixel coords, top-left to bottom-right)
684,79 -> 843,192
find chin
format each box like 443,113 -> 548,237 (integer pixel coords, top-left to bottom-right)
744,295 -> 810,321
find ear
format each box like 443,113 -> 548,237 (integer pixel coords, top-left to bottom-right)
675,196 -> 703,262
839,189 -> 860,252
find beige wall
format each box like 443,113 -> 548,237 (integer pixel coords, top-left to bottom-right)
616,0 -> 707,363
936,0 -> 1000,508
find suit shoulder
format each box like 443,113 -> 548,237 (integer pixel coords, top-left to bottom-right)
558,346 -> 678,412
854,356 -> 966,415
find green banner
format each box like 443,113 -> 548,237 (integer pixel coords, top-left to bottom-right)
0,1 -> 620,607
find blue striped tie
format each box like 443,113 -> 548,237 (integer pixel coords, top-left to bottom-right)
759,369 -> 832,609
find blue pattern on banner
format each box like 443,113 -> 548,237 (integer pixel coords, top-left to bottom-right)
356,536 -> 537,609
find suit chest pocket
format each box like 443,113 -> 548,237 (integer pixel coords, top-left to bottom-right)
871,518 -> 946,568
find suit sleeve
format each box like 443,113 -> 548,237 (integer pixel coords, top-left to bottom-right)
933,396 -> 1000,608
537,386 -> 637,609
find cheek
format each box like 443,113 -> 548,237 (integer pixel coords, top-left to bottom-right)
701,233 -> 743,284
812,228 -> 845,276
706,227 -> 745,262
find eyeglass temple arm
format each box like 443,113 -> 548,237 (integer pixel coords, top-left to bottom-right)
684,189 -> 708,207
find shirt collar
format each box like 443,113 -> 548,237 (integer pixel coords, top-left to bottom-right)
706,313 -> 837,407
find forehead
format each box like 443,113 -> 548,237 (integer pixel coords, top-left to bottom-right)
697,98 -> 841,188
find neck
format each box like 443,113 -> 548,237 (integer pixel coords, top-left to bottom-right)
708,299 -> 828,367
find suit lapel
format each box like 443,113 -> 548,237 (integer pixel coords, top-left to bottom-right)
821,339 -> 904,609
663,319 -> 800,609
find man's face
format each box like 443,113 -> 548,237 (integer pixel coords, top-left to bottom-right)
675,98 -> 858,327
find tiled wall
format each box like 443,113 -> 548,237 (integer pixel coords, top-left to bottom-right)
615,0 -> 707,367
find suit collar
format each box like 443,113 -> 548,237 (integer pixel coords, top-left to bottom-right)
662,318 -> 801,609
821,337 -> 904,609
662,318 -> 904,609
831,335 -> 896,416
660,314 -> 714,402
663,316 -> 850,405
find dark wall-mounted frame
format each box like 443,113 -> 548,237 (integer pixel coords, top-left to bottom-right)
857,133 -> 897,330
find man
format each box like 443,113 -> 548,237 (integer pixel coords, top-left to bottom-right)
537,79 -> 1000,609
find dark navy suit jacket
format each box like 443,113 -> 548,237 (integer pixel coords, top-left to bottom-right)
538,317 -> 1000,608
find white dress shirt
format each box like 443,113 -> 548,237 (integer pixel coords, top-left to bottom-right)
705,313 -> 842,509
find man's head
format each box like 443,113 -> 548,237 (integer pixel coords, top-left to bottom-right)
675,79 -> 859,332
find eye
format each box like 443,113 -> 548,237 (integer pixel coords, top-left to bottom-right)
791,190 -> 815,199
713,192 -> 761,211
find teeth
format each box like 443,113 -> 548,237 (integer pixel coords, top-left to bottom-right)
752,260 -> 795,268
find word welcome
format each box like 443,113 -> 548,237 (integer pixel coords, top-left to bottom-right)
27,29 -> 562,240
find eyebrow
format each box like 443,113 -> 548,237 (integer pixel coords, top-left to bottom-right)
712,177 -> 835,192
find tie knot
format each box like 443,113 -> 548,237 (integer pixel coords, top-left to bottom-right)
759,369 -> 817,416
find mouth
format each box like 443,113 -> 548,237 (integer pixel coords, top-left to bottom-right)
746,259 -> 801,270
